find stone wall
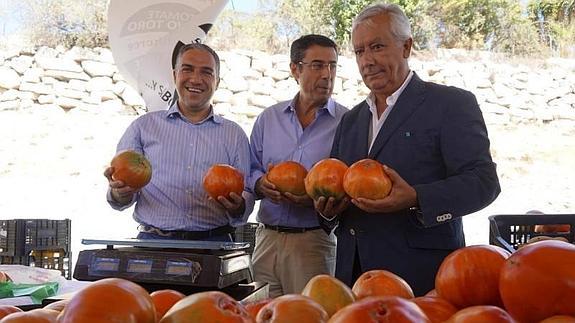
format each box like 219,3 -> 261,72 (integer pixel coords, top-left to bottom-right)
1,46 -> 574,126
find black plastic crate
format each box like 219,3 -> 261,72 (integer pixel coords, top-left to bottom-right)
235,223 -> 259,255
18,219 -> 71,255
0,250 -> 71,279
488,214 -> 575,253
0,220 -> 19,256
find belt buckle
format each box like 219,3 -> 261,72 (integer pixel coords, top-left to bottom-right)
140,225 -> 172,237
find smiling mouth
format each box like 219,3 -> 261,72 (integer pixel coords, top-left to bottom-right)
185,86 -> 203,93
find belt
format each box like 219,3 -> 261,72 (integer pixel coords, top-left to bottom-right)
138,224 -> 235,240
263,224 -> 321,234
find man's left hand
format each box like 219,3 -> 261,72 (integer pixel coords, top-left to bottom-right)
214,192 -> 245,217
352,165 -> 418,213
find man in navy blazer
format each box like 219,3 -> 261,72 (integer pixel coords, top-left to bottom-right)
314,3 -> 501,296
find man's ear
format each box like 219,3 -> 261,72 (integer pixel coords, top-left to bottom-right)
290,62 -> 299,84
403,37 -> 413,59
215,76 -> 220,88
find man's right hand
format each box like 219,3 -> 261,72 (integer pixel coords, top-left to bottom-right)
314,196 -> 350,220
254,175 -> 283,203
104,166 -> 137,204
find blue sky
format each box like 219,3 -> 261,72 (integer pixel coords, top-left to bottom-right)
0,0 -> 260,35
227,0 -> 260,13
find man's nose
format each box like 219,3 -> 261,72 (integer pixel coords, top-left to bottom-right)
187,69 -> 203,83
358,50 -> 375,67
320,65 -> 332,78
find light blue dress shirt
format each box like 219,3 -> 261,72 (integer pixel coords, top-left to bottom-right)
248,97 -> 348,228
107,102 -> 254,231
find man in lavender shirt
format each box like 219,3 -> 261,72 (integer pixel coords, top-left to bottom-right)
104,43 -> 254,242
248,35 -> 348,297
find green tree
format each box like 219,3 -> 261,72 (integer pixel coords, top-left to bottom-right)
329,0 -> 436,50
528,0 -> 575,56
434,0 -> 522,49
330,0 -> 374,47
209,8 -> 282,52
22,0 -> 108,48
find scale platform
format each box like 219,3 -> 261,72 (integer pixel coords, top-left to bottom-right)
74,238 -> 254,290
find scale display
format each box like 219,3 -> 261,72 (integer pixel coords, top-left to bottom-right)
127,259 -> 153,274
93,257 -> 120,272
166,261 -> 192,276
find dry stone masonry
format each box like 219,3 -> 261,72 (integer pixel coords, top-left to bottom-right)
1,46 -> 574,127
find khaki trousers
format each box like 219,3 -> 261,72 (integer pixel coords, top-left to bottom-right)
251,224 -> 336,298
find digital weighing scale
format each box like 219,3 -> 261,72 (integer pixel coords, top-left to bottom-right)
72,238 -> 267,302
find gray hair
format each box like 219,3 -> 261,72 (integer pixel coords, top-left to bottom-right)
352,3 -> 412,42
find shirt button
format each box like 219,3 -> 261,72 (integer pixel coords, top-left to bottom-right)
349,228 -> 355,236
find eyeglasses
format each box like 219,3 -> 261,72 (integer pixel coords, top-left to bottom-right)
298,61 -> 338,71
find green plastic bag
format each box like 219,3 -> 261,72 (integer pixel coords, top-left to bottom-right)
0,281 -> 59,304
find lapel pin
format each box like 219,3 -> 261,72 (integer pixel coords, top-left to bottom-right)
405,131 -> 411,137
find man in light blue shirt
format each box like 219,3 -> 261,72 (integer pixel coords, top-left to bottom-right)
104,43 -> 254,241
248,35 -> 348,297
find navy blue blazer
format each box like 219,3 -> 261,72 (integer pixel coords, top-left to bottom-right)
327,73 -> 500,296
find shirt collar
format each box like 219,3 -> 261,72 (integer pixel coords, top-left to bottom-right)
283,94 -> 337,118
366,70 -> 414,111
165,101 -> 221,124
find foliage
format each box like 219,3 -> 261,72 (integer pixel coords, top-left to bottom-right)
22,0 -> 108,48
277,0 -> 333,39
434,0 -> 522,49
209,9 -> 282,53
329,0 -> 436,51
10,0 -> 575,58
528,0 -> 575,56
330,0 -> 374,47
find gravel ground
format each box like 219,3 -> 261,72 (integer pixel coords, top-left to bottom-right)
0,108 -> 573,267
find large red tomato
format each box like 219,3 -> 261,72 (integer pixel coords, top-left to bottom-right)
243,299 -> 272,321
256,294 -> 328,323
435,245 -> 510,308
304,158 -> 348,201
160,291 -> 253,323
412,296 -> 458,323
43,299 -> 69,313
328,296 -> 430,323
150,289 -> 186,321
352,269 -> 414,300
540,316 -> 575,323
0,306 -> 22,319
445,305 -> 515,323
534,224 -> 571,233
301,274 -> 355,318
343,159 -> 392,200
57,278 -> 156,323
203,164 -> 244,199
0,309 -> 59,323
266,161 -> 308,195
499,240 -> 575,323
111,150 -> 152,189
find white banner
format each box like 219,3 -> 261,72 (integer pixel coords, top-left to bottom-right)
108,0 -> 229,111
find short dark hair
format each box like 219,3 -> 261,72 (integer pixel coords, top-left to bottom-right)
290,34 -> 338,64
173,42 -> 220,78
